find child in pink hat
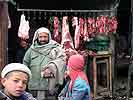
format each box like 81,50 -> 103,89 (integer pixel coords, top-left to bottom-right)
58,54 -> 91,100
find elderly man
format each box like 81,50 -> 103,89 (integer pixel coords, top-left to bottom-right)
23,27 -> 66,100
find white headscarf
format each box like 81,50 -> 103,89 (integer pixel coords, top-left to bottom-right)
32,27 -> 51,45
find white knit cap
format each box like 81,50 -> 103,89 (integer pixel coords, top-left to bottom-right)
1,63 -> 32,79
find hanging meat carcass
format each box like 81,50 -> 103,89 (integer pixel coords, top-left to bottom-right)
96,16 -> 104,34
18,14 -> 30,40
79,17 -> 84,37
96,16 -> 102,34
112,16 -> 118,33
61,16 -> 74,50
100,15 -> 109,35
52,16 -> 61,43
108,16 -> 118,34
72,16 -> 80,49
95,15 -> 109,35
78,17 -> 89,50
87,17 -> 96,37
61,16 -> 77,63
83,18 -> 89,41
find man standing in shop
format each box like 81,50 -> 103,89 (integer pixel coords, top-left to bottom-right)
23,27 -> 66,100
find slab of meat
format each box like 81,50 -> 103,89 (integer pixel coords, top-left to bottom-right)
84,18 -> 89,41
72,17 -> 80,49
108,16 -> 118,33
18,14 -> 30,39
79,17 -> 84,37
88,17 -> 96,35
61,16 -> 74,50
53,16 -> 61,43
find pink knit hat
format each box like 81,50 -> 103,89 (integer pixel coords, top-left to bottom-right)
67,54 -> 85,71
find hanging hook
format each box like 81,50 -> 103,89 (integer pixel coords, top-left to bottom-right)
59,12 -> 63,21
27,11 -> 30,20
22,11 -> 24,14
74,12 -> 78,17
55,11 -> 58,17
33,11 -> 36,20
49,12 -> 52,17
60,12 -> 63,17
87,12 -> 91,17
92,12 -> 95,18
79,12 -> 82,17
44,12 -> 47,20
39,11 -> 42,20
65,11 -> 68,16
65,11 -> 67,16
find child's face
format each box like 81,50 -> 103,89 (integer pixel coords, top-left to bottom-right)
1,71 -> 28,97
66,67 -> 72,76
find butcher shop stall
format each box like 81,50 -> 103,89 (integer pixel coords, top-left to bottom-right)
7,0 -> 121,99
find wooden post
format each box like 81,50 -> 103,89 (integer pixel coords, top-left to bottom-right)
0,1 -> 8,72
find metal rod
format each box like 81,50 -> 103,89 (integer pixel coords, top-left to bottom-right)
17,9 -> 116,12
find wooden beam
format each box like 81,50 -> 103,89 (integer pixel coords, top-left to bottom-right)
0,2 -> 8,71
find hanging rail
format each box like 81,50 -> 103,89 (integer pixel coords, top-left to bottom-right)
17,9 -> 116,12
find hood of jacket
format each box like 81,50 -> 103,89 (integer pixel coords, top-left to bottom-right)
31,27 -> 58,49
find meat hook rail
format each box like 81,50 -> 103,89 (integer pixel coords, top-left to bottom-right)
17,9 -> 117,13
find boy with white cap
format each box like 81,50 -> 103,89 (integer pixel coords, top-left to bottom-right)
0,63 -> 36,100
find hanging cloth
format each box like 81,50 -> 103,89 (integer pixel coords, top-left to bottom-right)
18,14 -> 30,39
